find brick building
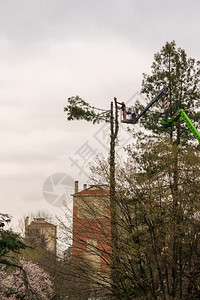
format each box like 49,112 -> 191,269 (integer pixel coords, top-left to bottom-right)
72,181 -> 110,273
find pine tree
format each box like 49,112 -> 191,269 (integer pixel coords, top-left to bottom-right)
141,41 -> 200,145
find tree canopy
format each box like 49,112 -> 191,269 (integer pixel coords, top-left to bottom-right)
0,260 -> 54,300
64,95 -> 110,124
141,41 -> 200,145
0,213 -> 27,269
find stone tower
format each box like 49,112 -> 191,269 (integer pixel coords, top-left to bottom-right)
25,217 -> 57,255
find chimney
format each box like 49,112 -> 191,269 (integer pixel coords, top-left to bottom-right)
83,184 -> 87,190
25,217 -> 29,238
75,181 -> 78,194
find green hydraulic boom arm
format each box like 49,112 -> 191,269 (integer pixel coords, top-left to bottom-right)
161,109 -> 200,144
120,85 -> 200,144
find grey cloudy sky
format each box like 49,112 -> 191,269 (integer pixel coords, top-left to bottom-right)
1,0 -> 200,228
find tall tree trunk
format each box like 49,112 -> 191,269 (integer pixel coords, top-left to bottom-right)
171,146 -> 179,298
110,100 -> 120,299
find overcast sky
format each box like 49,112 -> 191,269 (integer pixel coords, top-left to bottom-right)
1,0 -> 200,229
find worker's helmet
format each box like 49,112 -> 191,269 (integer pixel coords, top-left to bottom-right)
122,101 -> 125,104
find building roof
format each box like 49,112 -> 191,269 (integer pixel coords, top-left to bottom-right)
28,218 -> 56,227
74,185 -> 109,196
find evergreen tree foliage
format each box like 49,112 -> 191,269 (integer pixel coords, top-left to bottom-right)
122,140 -> 200,299
64,96 -> 110,124
141,41 -> 200,144
0,213 -> 27,269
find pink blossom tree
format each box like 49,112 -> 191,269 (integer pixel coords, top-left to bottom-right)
0,260 -> 54,300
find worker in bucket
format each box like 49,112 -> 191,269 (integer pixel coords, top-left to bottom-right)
116,100 -> 126,120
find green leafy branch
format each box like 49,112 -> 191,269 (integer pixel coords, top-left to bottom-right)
64,96 -> 110,124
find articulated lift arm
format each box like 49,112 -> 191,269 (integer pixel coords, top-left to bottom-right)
122,86 -> 200,144
128,86 -> 169,124
161,109 -> 200,144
